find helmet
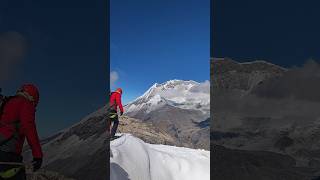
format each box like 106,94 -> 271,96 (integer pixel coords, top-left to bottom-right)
19,84 -> 39,106
116,88 -> 122,94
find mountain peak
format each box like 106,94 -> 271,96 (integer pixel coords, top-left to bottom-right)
212,57 -> 287,71
211,57 -> 286,93
125,79 -> 210,116
150,79 -> 198,89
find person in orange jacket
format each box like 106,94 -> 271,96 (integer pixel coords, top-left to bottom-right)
0,84 -> 43,179
108,88 -> 124,138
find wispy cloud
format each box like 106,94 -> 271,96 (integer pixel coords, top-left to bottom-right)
189,80 -> 210,93
0,31 -> 28,84
110,71 -> 119,88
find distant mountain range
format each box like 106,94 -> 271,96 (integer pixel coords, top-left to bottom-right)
212,57 -> 320,179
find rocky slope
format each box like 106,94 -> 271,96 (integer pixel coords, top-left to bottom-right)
23,106 -> 109,180
117,116 -> 175,145
27,170 -> 75,180
23,107 -> 177,180
213,145 -> 315,180
212,58 -> 320,179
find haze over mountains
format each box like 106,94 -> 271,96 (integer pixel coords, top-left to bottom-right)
212,57 -> 320,179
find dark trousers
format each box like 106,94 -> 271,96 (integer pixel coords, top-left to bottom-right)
110,116 -> 119,137
108,110 -> 119,137
0,151 -> 26,180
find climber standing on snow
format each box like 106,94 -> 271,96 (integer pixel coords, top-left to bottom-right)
0,84 -> 43,180
108,88 -> 124,138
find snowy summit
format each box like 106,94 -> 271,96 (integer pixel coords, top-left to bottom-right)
125,80 -> 210,115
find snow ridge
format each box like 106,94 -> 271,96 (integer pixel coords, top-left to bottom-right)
110,133 -> 210,180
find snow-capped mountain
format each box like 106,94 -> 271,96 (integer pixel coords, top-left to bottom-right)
125,80 -> 210,116
124,80 -> 210,150
111,134 -> 210,180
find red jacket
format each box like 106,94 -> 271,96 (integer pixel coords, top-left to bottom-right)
0,96 -> 43,158
109,92 -> 124,113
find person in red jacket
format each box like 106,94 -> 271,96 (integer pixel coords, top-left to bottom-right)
0,84 -> 43,179
108,88 -> 124,138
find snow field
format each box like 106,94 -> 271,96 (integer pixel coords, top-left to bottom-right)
110,134 -> 210,180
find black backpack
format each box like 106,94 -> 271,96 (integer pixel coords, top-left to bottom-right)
0,96 -> 8,117
109,92 -> 118,111
0,88 -> 3,113
0,95 -> 16,146
0,95 -> 16,117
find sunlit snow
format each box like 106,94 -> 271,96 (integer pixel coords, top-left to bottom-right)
110,134 -> 210,180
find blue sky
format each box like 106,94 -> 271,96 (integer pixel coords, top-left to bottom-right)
213,0 -> 320,68
0,0 -> 209,138
110,0 -> 210,104
0,0 -> 107,138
